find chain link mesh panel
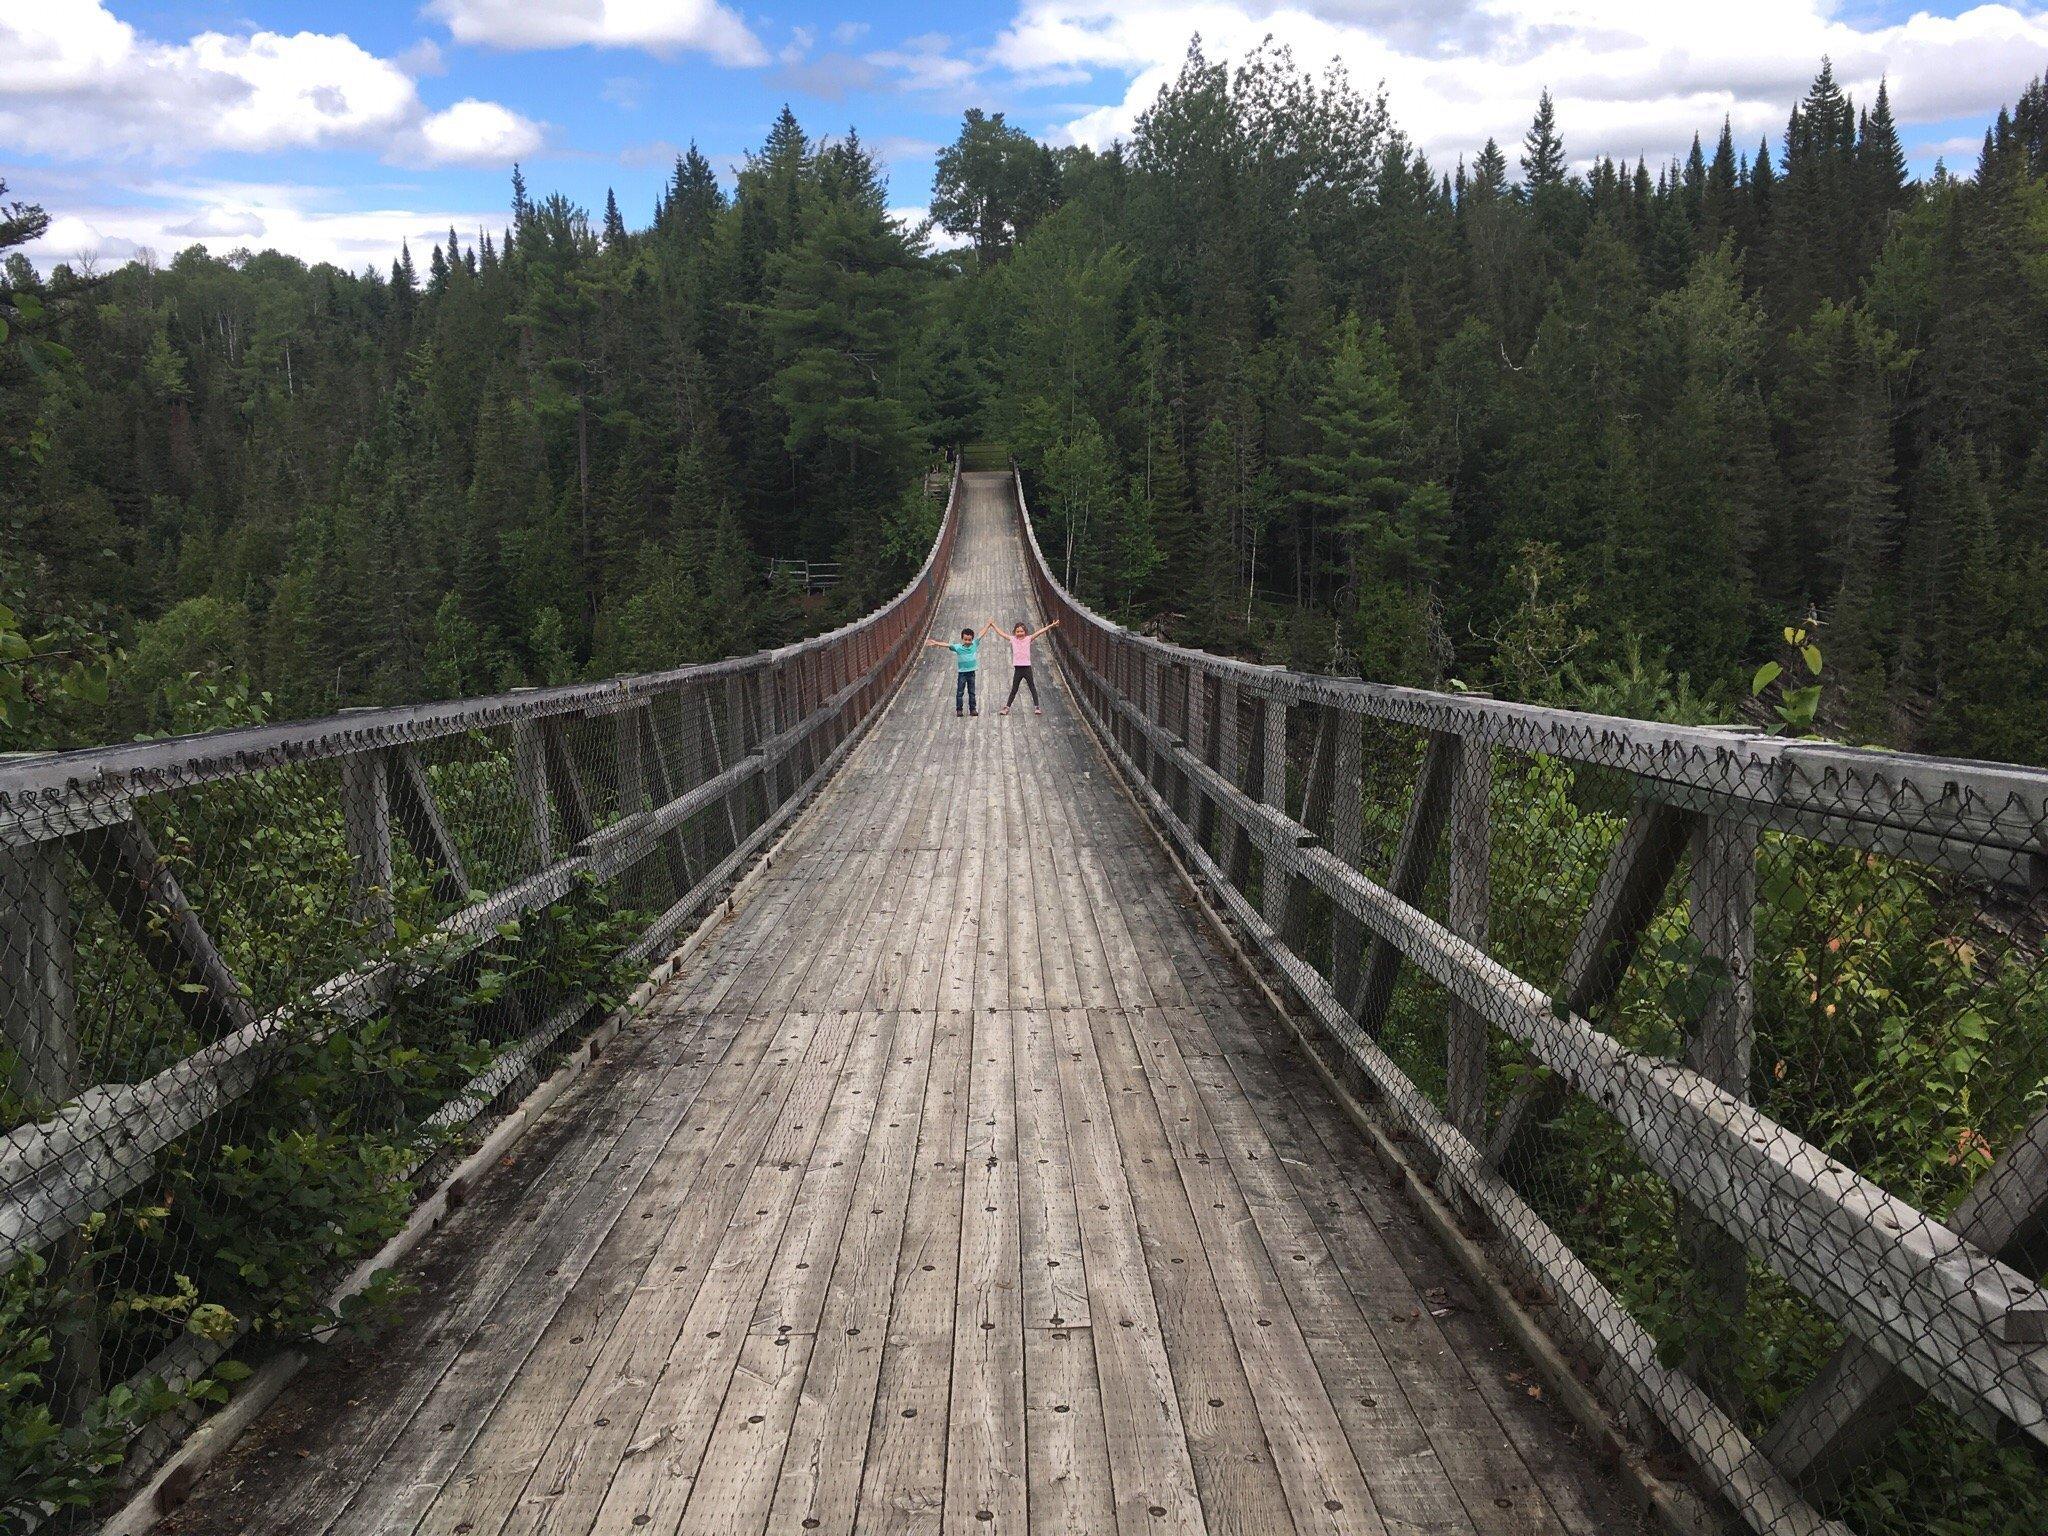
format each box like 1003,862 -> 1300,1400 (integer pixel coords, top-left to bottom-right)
0,465 -> 961,1523
1016,467 -> 2048,1536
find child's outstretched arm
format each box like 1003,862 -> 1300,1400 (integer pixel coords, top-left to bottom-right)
1029,618 -> 1060,639
923,635 -> 951,650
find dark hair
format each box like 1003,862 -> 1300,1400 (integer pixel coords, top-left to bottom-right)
960,627 -> 974,640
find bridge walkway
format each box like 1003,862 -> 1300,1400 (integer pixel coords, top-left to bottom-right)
152,474 -> 1640,1536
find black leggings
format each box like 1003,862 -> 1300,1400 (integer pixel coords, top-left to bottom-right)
1005,666 -> 1038,707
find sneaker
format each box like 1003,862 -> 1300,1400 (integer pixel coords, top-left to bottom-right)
999,707 -> 1010,716
1034,707 -> 1043,715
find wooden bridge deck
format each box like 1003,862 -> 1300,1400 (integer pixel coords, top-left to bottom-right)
154,476 -> 1640,1536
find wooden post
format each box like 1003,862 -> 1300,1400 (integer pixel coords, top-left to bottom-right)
1677,813 -> 1757,1404
1329,708 -> 1366,1012
1191,670 -> 1218,857
1350,731 -> 1460,1032
614,706 -> 652,907
728,673 -> 761,838
338,747 -> 396,949
1140,655 -> 1161,793
509,710 -> 553,868
1445,738 -> 1493,1143
1168,661 -> 1192,823
1258,695 -> 1289,931
2,839 -> 82,1108
759,664 -> 785,809
700,685 -> 743,854
0,839 -> 100,1419
1285,707 -> 1337,956
1218,680 -> 1252,894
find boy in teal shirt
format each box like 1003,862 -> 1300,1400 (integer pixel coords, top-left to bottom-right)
925,623 -> 995,717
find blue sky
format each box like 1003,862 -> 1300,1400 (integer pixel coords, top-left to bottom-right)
5,1 -> 2046,271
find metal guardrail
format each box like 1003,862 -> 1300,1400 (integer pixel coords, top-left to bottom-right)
0,462 -> 961,1504
1014,468 -> 2048,1535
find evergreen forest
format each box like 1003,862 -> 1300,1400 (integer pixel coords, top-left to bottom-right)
6,50 -> 2048,761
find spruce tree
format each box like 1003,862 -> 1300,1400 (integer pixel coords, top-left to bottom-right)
1702,120 -> 1741,247
1520,90 -> 1567,190
1282,315 -> 1447,681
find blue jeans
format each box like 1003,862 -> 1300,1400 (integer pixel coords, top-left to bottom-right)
955,671 -> 977,714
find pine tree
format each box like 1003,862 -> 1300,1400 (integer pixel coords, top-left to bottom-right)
1702,119 -> 1741,248
1282,316 -> 1447,681
602,188 -> 628,250
1520,90 -> 1567,190
1470,139 -> 1508,200
658,145 -> 726,246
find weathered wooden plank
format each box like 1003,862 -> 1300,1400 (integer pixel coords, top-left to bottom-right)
1162,1008 -> 1487,1536
1095,1004 -> 1382,1535
1025,1322 -> 1117,1536
856,1011 -> 970,1533
417,1012 -> 836,1536
768,1009 -> 935,1536
600,1011 -> 891,1534
1259,695 -> 1290,933
338,748 -> 396,946
1444,740 -> 1492,1143
0,839 -> 99,1418
1051,1005 -> 1205,1536
275,1015 -> 747,1535
1015,1010 -> 1088,1331
946,1006 -> 1027,1531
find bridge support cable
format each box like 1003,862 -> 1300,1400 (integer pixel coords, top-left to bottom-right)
1013,466 -> 2048,1535
0,460 -> 961,1502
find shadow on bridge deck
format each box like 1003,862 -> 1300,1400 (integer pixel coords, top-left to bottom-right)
153,475 -> 1642,1536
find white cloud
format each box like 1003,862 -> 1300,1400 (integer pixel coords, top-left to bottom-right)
18,176 -> 505,274
419,99 -> 544,165
992,1 -> 2048,170
427,0 -> 769,66
0,3 -> 537,166
866,32 -> 985,96
781,25 -> 817,65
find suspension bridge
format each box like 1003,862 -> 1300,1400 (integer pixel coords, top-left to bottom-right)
3,469 -> 2045,1536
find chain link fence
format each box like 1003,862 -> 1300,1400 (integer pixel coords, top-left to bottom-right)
1017,467 -> 2048,1536
0,466 -> 960,1528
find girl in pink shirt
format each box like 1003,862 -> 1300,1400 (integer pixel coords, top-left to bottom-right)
991,618 -> 1059,715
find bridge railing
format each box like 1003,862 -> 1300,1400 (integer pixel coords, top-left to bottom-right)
0,462 -> 959,1504
1014,469 -> 2048,1535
